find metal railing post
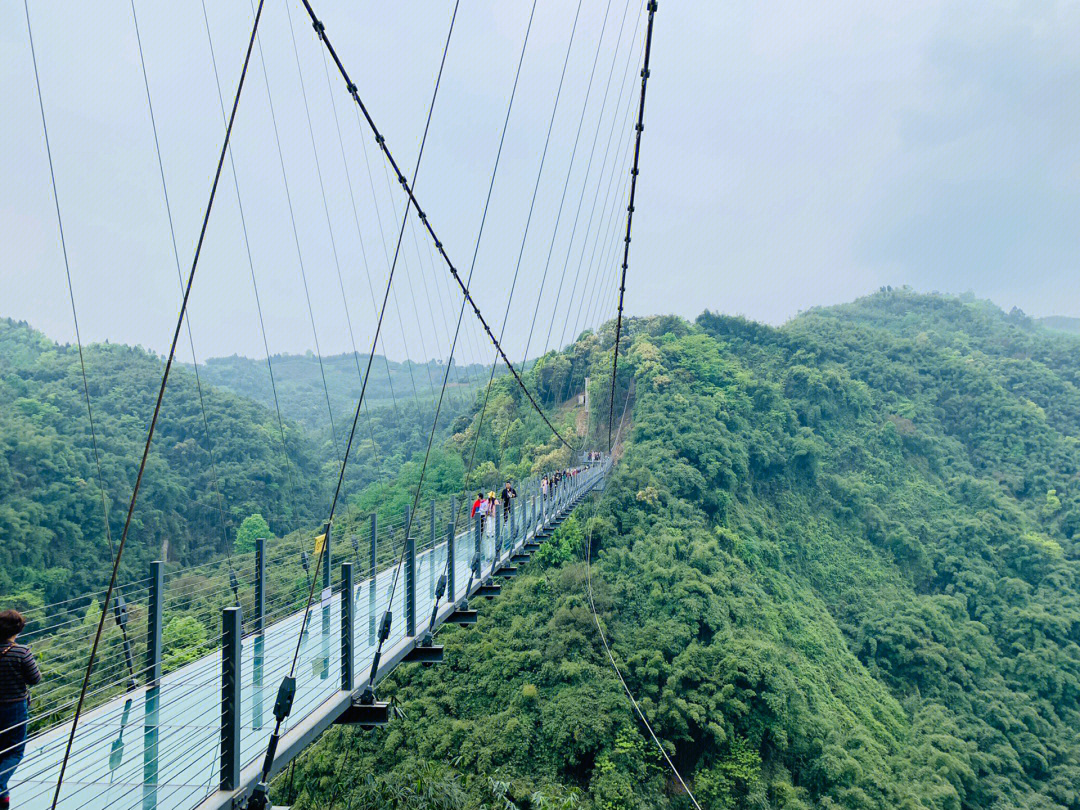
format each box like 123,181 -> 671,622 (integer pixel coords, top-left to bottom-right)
341,562 -> 354,691
368,513 -> 377,645
429,498 -> 437,598
146,560 -> 163,687
509,497 -> 516,544
405,534 -> 416,637
446,519 -> 456,602
322,522 -> 331,592
220,606 -> 242,791
254,537 -> 266,634
142,684 -> 159,810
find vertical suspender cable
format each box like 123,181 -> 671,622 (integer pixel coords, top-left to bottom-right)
23,0 -> 119,687
201,0 -> 312,583
608,1 -> 657,452
375,0 -> 538,683
31,2 -> 267,805
130,0 -> 239,604
462,0 -> 584,496
517,0 -> 615,370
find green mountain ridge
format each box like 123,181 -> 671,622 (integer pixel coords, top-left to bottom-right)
1037,316 -> 1080,336
0,318 -> 481,609
0,317 -> 326,606
283,291 -> 1080,810
5,290 -> 1080,809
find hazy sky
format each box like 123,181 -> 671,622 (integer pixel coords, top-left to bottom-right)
2,0 -> 1079,364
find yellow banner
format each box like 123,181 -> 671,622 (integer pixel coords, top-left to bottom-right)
314,533 -> 326,556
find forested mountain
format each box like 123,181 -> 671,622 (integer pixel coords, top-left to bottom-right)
195,351 -> 490,433
283,291 -> 1080,809
1038,316 -> 1080,336
0,318 -> 325,607
0,319 -> 477,611
5,291 -> 1080,809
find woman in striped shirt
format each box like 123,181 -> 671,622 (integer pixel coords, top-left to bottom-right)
0,610 -> 40,809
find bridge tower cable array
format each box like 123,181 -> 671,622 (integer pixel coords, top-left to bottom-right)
277,0 -> 399,472
466,0 -> 586,494
198,0 -> 313,580
517,0 -> 616,372
298,0 -> 573,451
244,4 -> 462,807
608,0 -> 658,452
539,0 -> 636,362
417,0 -> 557,637
30,1 -> 271,806
130,0 -> 239,610
559,0 -> 646,356
370,0 -> 538,688
554,2 -> 645,421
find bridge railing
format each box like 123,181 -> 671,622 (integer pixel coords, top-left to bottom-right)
7,458 -> 610,810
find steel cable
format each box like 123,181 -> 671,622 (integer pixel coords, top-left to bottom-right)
32,2 -> 266,802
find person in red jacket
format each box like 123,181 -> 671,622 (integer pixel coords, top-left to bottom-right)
470,492 -> 484,518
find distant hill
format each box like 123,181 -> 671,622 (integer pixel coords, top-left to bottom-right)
1038,315 -> 1080,335
194,351 -> 491,434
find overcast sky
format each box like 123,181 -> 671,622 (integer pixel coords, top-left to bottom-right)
2,0 -> 1079,364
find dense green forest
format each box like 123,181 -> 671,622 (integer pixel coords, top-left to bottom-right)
0,318 -> 476,611
282,291 -> 1080,809
6,290 -> 1080,809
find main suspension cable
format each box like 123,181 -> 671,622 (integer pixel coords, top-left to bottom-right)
609,0 -> 657,452
35,1 -> 267,805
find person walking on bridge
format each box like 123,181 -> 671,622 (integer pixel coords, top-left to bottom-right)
501,481 -> 517,520
0,610 -> 40,809
485,493 -> 498,537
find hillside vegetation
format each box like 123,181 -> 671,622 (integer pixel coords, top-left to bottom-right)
0,319 -> 476,610
284,292 -> 1080,810
0,319 -> 326,606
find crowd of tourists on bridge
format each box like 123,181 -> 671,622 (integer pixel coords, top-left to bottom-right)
466,461 -> 600,538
